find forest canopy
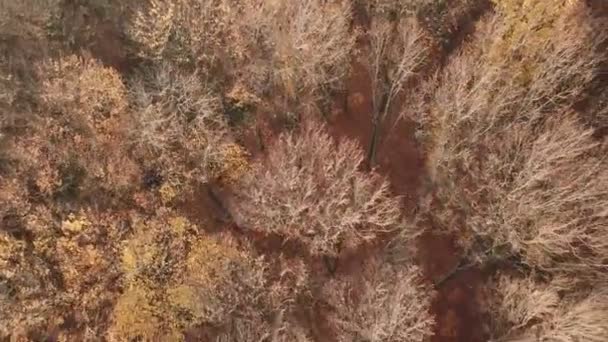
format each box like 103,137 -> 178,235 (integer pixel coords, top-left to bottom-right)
1,0 -> 607,341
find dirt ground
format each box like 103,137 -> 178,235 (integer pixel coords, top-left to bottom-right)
328,59 -> 487,342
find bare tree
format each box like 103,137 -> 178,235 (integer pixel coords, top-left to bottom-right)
236,123 -> 406,255
28,55 -> 139,199
323,259 -> 435,342
264,0 -> 355,97
0,0 -> 57,39
488,275 -> 608,342
369,17 -> 427,124
486,275 -> 559,340
128,63 -> 232,186
499,116 -> 608,282
215,315 -> 312,342
127,0 -> 354,100
417,5 -> 608,281
425,2 -> 605,180
367,17 -> 428,163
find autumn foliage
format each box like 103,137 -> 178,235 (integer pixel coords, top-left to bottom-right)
2,0 -> 608,340
323,258 -> 434,342
237,123 -> 405,255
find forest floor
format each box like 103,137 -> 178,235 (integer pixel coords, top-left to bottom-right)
326,58 -> 488,342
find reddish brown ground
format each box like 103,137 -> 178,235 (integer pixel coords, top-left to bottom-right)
326,55 -> 488,341
417,233 -> 487,342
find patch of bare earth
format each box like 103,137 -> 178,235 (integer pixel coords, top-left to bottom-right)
327,56 -> 488,341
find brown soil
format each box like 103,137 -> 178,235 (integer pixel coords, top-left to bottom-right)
326,60 -> 374,164
417,232 -> 488,342
431,268 -> 487,342
321,3 -> 494,339
437,0 -> 494,65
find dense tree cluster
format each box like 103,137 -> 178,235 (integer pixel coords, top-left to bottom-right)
1,0 -> 607,340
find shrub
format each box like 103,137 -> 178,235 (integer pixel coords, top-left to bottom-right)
323,259 -> 435,342
237,123 -> 405,255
